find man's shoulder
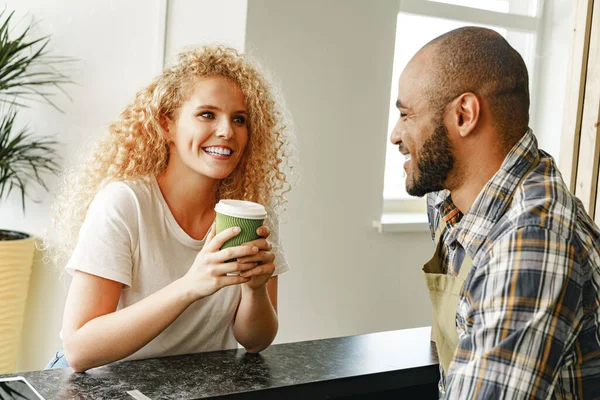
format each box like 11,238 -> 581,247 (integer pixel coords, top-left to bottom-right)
515,157 -> 575,215
496,155 -> 596,248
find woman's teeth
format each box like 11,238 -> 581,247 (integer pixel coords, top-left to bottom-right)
204,147 -> 232,156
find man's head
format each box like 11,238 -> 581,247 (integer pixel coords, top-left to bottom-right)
390,27 -> 530,197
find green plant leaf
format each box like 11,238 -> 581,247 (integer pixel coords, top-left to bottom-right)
0,106 -> 62,211
0,8 -> 72,211
0,9 -> 75,112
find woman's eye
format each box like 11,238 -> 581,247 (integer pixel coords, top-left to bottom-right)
233,116 -> 246,124
400,112 -> 407,118
199,112 -> 214,119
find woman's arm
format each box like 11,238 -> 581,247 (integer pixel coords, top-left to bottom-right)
232,226 -> 280,352
233,277 -> 279,353
62,271 -> 195,372
62,226 -> 258,372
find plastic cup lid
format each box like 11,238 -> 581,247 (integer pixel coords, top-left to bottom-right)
214,199 -> 267,219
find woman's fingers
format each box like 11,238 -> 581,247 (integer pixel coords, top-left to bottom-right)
237,251 -> 275,265
215,262 -> 258,276
256,226 -> 271,239
244,238 -> 271,251
210,244 -> 260,264
196,225 -> 276,290
204,227 -> 241,252
239,263 -> 275,278
219,275 -> 251,287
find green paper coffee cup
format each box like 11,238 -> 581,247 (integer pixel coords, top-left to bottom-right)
215,200 -> 267,250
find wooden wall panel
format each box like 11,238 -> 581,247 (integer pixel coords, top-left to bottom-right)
575,0 -> 600,218
559,0 -> 594,192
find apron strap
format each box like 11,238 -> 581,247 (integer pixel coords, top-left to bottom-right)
433,220 -> 446,245
456,252 -> 474,281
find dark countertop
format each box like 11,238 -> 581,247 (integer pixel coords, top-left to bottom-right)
2,326 -> 439,400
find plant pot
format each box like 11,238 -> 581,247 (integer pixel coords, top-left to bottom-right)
0,230 -> 36,374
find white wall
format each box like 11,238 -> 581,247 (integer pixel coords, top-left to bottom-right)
4,0 -> 436,372
245,0 -> 434,345
164,0 -> 248,60
531,0 -> 575,162
2,0 -> 165,372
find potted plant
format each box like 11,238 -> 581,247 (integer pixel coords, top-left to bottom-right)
0,9 -> 70,373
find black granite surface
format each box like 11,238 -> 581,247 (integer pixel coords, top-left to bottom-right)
2,327 -> 439,400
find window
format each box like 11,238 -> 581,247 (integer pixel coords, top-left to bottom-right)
382,0 -> 548,214
429,0 -> 539,16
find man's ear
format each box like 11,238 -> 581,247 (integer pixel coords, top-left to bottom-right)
449,92 -> 480,138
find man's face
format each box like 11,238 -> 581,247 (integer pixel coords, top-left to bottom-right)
390,55 -> 455,197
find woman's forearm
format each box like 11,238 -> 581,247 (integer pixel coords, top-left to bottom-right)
63,278 -> 194,372
233,285 -> 278,353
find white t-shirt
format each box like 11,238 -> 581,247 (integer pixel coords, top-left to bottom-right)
65,177 -> 289,361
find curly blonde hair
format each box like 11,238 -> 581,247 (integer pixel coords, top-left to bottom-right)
48,46 -> 294,261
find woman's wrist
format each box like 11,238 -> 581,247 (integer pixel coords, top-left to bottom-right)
241,282 -> 269,297
174,277 -> 203,304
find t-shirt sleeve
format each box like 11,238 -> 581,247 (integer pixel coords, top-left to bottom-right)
267,211 -> 290,277
65,182 -> 139,287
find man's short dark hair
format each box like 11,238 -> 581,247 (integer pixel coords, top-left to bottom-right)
425,26 -> 530,148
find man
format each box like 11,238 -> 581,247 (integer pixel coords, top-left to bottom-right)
390,26 -> 600,399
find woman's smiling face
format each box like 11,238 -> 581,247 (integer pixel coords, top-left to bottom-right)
168,75 -> 249,180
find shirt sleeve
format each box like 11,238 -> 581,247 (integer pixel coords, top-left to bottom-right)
266,210 -> 290,277
445,226 -> 585,399
65,182 -> 139,287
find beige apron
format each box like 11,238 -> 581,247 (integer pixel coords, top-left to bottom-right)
423,155 -> 540,376
423,225 -> 474,375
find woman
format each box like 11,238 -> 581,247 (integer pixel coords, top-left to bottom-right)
45,46 -> 293,372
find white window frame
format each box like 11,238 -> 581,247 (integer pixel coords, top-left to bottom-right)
376,0 -> 543,233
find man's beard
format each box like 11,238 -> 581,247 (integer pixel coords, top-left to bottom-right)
406,118 -> 455,197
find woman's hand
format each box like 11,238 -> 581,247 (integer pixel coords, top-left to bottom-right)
237,226 -> 276,291
184,225 -> 262,301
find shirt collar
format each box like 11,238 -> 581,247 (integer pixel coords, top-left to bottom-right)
434,129 -> 539,256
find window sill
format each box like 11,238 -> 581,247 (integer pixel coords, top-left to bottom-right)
372,212 -> 429,234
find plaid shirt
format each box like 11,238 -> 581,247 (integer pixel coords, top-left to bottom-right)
426,129 -> 600,399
